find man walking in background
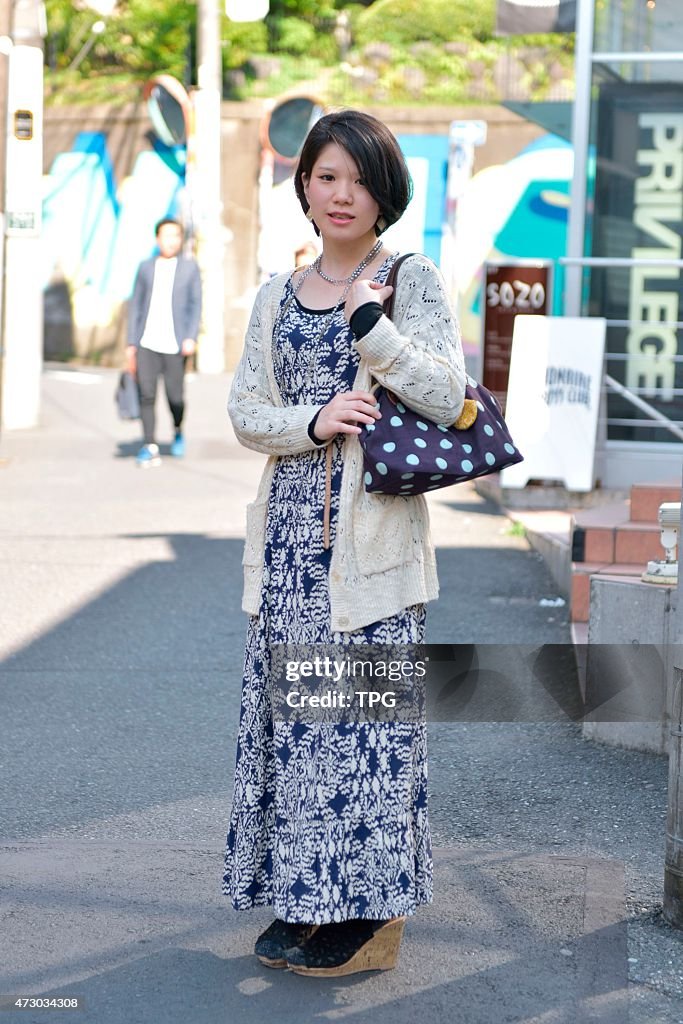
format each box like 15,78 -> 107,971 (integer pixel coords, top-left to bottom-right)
127,218 -> 202,467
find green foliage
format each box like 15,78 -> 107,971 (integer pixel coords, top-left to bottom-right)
46,69 -> 142,106
268,0 -> 338,16
272,16 -> 317,55
107,0 -> 195,75
45,0 -> 340,101
46,0 -> 195,80
505,520 -> 527,537
241,53 -> 327,100
355,0 -> 496,46
222,18 -> 269,68
44,0 -> 573,108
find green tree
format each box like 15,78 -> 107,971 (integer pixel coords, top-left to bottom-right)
46,0 -> 195,80
268,0 -> 341,16
45,0 -> 343,92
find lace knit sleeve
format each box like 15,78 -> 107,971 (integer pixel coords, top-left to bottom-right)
352,255 -> 466,424
228,282 -> 326,456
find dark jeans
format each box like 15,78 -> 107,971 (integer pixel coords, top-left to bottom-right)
136,347 -> 186,445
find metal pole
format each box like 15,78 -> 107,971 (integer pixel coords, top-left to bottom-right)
664,483 -> 683,928
194,0 -> 224,373
562,257 -> 683,268
565,0 -> 595,318
592,50 -> 683,63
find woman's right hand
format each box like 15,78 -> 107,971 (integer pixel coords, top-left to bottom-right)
126,345 -> 137,377
314,390 -> 381,441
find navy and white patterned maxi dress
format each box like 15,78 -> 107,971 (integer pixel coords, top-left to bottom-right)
222,254 -> 433,924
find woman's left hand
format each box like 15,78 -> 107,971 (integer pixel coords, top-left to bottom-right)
344,279 -> 393,322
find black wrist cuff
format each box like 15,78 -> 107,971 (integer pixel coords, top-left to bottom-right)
307,409 -> 326,446
350,301 -> 384,339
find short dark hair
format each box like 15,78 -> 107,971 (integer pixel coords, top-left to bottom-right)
154,217 -> 183,237
293,110 -> 412,237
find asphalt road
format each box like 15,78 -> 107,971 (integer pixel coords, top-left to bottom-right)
0,367 -> 679,1024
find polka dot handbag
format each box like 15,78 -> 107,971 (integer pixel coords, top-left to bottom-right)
359,255 -> 524,496
359,377 -> 524,495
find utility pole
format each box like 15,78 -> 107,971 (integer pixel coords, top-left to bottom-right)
194,0 -> 224,373
1,0 -> 45,430
192,0 -> 269,373
664,487 -> 683,927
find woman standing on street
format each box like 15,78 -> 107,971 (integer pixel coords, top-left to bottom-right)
223,110 -> 466,977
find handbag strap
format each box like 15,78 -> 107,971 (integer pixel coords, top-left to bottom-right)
382,253 -> 416,321
367,253 -> 416,399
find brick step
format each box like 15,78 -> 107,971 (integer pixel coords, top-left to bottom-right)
516,482 -> 680,626
572,518 -> 663,564
570,562 -> 642,623
614,521 -> 664,564
629,481 -> 680,523
570,501 -> 629,563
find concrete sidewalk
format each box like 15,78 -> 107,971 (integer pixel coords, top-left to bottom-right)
0,367 -> 680,1023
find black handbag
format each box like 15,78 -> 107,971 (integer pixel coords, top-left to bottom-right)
359,255 -> 523,495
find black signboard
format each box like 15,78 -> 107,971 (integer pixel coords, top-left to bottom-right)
589,83 -> 683,443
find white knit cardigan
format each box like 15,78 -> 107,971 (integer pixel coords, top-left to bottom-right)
228,252 -> 467,632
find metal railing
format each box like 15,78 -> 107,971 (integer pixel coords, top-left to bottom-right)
604,374 -> 683,443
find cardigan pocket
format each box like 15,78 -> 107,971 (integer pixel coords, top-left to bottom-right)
352,490 -> 412,574
243,498 -> 267,567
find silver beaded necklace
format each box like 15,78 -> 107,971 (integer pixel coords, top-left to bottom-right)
271,241 -> 386,386
315,238 -> 383,285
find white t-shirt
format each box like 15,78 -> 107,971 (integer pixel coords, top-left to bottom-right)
139,257 -> 179,354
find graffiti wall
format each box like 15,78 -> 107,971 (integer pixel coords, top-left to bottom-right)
41,103 -> 263,366
42,131 -> 186,360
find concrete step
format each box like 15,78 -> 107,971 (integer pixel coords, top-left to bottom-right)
570,562 -> 643,623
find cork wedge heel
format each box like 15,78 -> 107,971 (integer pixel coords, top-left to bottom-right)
286,916 -> 407,978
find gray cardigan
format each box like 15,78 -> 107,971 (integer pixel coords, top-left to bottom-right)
128,255 -> 202,348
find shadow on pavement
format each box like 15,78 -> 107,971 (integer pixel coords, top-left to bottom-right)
1,847 -> 628,1024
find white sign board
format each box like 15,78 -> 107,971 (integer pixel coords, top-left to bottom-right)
449,119 -> 487,147
500,316 -> 606,491
5,46 -> 43,237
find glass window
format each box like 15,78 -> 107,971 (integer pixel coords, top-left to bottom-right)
594,0 -> 682,55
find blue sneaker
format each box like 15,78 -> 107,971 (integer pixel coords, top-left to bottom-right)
171,432 -> 185,458
136,443 -> 161,468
